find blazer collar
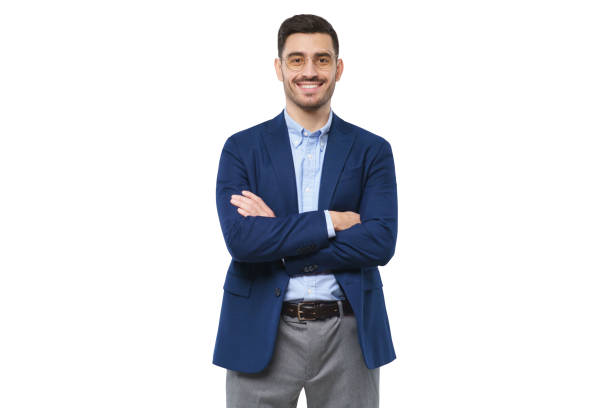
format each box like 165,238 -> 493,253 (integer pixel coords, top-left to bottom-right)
263,109 -> 356,215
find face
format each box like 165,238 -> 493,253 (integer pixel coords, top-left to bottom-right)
275,33 -> 344,113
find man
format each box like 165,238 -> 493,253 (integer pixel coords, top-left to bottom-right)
214,14 -> 398,408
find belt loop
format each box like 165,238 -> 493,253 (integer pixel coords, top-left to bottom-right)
337,300 -> 344,318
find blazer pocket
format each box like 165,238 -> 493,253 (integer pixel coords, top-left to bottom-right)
339,165 -> 363,182
223,273 -> 253,297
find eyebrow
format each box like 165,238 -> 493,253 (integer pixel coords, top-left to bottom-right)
285,51 -> 334,58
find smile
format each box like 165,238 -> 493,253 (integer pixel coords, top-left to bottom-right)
297,82 -> 323,90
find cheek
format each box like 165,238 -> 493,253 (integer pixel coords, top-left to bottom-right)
287,77 -> 299,87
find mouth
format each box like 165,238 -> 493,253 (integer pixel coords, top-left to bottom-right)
296,81 -> 324,92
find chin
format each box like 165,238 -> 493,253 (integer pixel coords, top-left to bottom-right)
299,102 -> 328,112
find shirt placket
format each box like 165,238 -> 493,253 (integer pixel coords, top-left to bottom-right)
302,131 -> 317,213
303,129 -> 319,300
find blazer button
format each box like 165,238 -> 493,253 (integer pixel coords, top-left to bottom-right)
275,287 -> 281,297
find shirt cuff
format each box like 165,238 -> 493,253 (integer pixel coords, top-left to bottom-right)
324,209 -> 336,239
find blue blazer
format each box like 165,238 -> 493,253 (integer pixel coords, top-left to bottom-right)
213,110 -> 398,373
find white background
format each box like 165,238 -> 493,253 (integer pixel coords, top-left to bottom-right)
1,0 -> 611,407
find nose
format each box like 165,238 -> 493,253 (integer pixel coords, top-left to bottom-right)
302,57 -> 318,76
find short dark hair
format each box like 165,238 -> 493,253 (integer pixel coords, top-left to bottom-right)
277,14 -> 339,59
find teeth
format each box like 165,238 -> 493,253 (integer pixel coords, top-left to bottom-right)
299,83 -> 320,88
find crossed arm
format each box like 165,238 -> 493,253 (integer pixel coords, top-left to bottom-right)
216,136 -> 398,272
230,191 -> 361,232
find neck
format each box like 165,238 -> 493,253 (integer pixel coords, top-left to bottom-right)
285,101 -> 331,133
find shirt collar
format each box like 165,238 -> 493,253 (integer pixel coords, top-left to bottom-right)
283,107 -> 333,151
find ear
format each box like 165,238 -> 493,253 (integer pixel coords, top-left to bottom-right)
274,58 -> 283,81
335,58 -> 344,81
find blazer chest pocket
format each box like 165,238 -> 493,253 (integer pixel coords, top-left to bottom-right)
339,165 -> 363,182
334,165 -> 364,209
223,273 -> 253,297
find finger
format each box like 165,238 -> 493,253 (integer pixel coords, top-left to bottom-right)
230,195 -> 249,209
233,194 -> 256,205
233,194 -> 270,217
242,190 -> 258,199
242,191 -> 267,208
259,203 -> 274,217
241,191 -> 266,211
232,196 -> 256,214
240,191 -> 270,216
260,201 -> 275,217
242,190 -> 275,217
237,207 -> 252,217
231,194 -> 253,207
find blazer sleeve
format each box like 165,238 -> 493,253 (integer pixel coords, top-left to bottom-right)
216,136 -> 330,263
283,140 -> 398,274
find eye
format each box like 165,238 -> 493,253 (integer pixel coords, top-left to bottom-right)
319,57 -> 331,64
289,56 -> 303,64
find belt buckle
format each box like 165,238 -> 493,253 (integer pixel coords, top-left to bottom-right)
297,302 -> 316,321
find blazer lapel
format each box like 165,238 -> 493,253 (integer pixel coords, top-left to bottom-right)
263,111 -> 299,215
318,112 -> 356,211
262,110 -> 356,215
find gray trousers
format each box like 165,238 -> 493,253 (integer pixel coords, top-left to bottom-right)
226,301 -> 379,408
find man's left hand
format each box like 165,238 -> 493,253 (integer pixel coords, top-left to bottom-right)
230,190 -> 276,218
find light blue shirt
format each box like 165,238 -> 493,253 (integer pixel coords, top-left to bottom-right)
283,107 -> 346,302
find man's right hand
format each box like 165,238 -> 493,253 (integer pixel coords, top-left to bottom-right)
328,210 -> 361,232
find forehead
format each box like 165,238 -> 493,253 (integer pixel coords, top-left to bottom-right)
283,32 -> 334,56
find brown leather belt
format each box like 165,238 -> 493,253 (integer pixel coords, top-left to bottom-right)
282,300 -> 353,321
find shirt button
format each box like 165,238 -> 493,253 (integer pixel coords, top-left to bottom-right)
307,154 -> 312,159
307,289 -> 312,294
305,187 -> 310,192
